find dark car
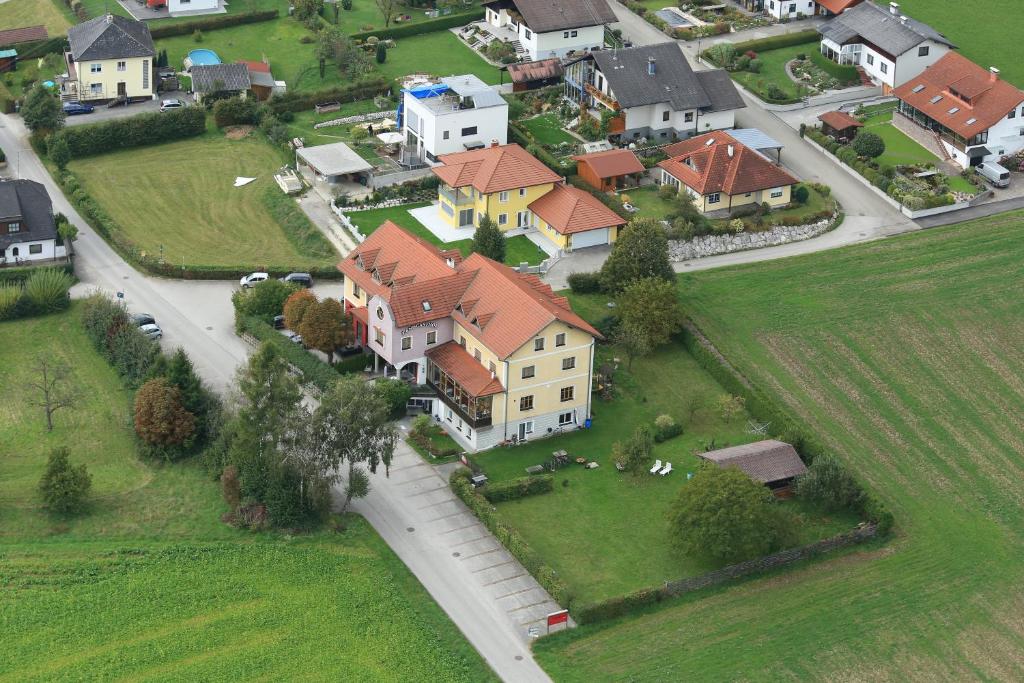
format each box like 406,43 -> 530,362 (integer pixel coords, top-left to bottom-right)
131,312 -> 156,327
62,101 -> 95,116
280,272 -> 313,288
273,315 -> 285,330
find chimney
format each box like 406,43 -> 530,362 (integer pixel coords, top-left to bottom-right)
889,2 -> 899,15
647,57 -> 656,76
900,15 -> 908,25
105,12 -> 114,22
990,66 -> 1000,82
490,139 -> 499,147
727,144 -> 734,158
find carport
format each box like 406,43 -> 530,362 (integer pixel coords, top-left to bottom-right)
295,142 -> 374,200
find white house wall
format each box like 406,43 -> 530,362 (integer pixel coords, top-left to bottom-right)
404,93 -> 508,163
890,40 -> 951,88
3,238 -> 59,263
526,25 -> 604,60
766,0 -> 815,19
168,0 -> 219,11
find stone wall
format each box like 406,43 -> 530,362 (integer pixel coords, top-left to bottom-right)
668,216 -> 836,261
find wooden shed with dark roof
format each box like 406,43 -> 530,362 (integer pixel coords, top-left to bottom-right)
699,440 -> 808,495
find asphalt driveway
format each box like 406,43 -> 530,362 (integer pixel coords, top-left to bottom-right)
63,91 -> 194,126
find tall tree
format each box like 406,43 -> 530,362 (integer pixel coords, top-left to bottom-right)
29,357 -> 77,432
613,277 -> 683,368
299,298 -> 351,363
283,289 -> 317,332
471,214 -> 506,263
308,374 -> 398,478
612,424 -> 654,476
134,377 -> 197,448
22,84 -> 65,135
232,279 -> 297,322
375,0 -> 399,27
38,447 -> 91,515
599,217 -> 675,292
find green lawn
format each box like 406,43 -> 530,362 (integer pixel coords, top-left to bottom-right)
537,209 -> 1024,680
0,307 -> 496,681
374,31 -> 502,86
864,111 -> 938,167
0,0 -> 72,36
286,102 -> 391,147
730,41 -> 819,102
521,113 -> 577,146
947,174 -> 977,194
346,202 -> 549,266
0,52 -> 66,101
875,0 -> 1023,87
622,185 -> 676,222
67,134 -> 338,271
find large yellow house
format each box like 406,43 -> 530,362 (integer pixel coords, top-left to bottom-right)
657,131 -> 799,214
339,221 -> 602,451
63,14 -> 155,104
431,143 -> 623,250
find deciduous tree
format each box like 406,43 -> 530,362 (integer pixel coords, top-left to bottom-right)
375,0 -> 399,27
232,278 -> 297,322
612,424 -> 654,476
852,130 -> 885,159
794,454 -> 865,512
298,298 -> 351,363
134,377 -> 196,447
613,277 -> 683,368
471,214 -> 506,262
599,218 -> 675,292
22,84 -> 64,135
283,288 -> 317,332
29,357 -> 77,432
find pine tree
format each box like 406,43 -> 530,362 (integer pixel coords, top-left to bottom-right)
471,214 -> 506,263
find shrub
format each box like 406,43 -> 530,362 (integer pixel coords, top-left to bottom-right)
23,267 -> 74,313
149,9 -> 278,39
213,96 -> 259,127
267,78 -> 388,114
232,278 -> 298,323
731,29 -> 819,53
221,464 -> 241,510
134,377 -> 197,453
567,271 -> 602,294
38,447 -> 92,515
792,185 -> 810,205
50,106 -> 206,159
482,475 -> 554,502
654,414 -> 683,442
0,282 -> 21,319
852,130 -> 885,159
794,454 -> 865,512
375,42 -> 387,64
374,378 -> 412,419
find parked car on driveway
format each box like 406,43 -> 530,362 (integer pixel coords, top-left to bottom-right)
140,323 -> 163,340
240,272 -> 269,288
273,315 -> 285,330
977,161 -> 1011,188
287,331 -> 303,346
159,98 -> 185,112
280,272 -> 313,288
62,101 -> 95,116
131,312 -> 156,327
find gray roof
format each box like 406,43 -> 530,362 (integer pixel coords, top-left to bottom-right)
440,75 -> 506,108
817,2 -> 954,56
700,440 -> 808,484
191,63 -> 251,94
593,43 -> 743,113
487,0 -> 615,33
248,71 -> 276,88
67,14 -> 154,62
0,180 -> 57,250
728,128 -> 783,151
297,142 -> 374,176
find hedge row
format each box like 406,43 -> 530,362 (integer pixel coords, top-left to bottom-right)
482,474 -> 554,503
8,36 -> 67,60
0,262 -> 73,284
807,50 -> 859,84
508,121 -> 574,176
259,186 -> 337,263
238,315 -> 363,392
451,469 -> 572,607
731,29 -> 821,55
350,9 -> 484,41
267,78 -> 390,115
51,106 -> 206,159
149,9 -> 279,39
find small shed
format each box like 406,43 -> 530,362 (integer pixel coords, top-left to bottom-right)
296,142 -> 374,198
238,60 -> 276,101
818,110 -> 863,143
699,440 -> 808,496
0,49 -> 16,74
571,148 -> 645,192
190,63 -> 251,103
506,58 -> 564,92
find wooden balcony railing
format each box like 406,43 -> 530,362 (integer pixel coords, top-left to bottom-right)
584,83 -> 619,111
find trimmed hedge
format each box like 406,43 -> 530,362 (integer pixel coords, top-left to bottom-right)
482,474 -> 554,503
267,78 -> 389,114
260,186 -> 337,262
350,9 -> 484,41
731,30 -> 820,54
238,315 -> 348,392
808,50 -> 859,84
50,106 -> 206,159
451,469 -> 572,607
8,37 -> 66,60
0,262 -> 73,284
149,9 -> 279,39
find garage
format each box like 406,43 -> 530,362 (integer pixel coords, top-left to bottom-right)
570,227 -> 611,250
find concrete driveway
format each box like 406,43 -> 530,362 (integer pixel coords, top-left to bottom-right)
64,91 -> 193,127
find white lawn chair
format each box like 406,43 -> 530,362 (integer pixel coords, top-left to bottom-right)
659,462 -> 673,476
649,459 -> 663,474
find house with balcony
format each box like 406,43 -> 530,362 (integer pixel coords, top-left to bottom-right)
0,179 -> 66,267
62,14 -> 155,104
481,0 -> 615,62
564,42 -> 744,143
657,131 -> 799,215
891,53 -> 1024,169
817,2 -> 954,93
339,221 -> 601,451
398,75 -> 508,167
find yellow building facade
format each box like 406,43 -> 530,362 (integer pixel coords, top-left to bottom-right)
437,181 -> 556,231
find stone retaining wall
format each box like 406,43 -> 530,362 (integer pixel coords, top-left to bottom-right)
668,216 -> 836,261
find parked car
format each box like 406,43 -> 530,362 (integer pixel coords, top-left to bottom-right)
273,315 -> 285,330
62,101 -> 95,116
159,98 -> 185,112
131,312 -> 156,327
140,323 -> 163,341
287,331 -> 303,345
280,272 -> 313,288
977,161 -> 1011,188
239,272 -> 269,288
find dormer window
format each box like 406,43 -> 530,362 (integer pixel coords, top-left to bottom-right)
371,269 -> 381,282
7,222 -> 20,233
445,257 -> 455,268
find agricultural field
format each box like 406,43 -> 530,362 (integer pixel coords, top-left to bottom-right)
67,134 -> 338,272
0,307 -> 496,681
537,210 -> 1024,680
878,0 -> 1023,87
1,0 -> 72,36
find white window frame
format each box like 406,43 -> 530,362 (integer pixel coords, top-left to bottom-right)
562,356 -> 576,370
555,332 -> 566,347
770,188 -> 784,199
522,365 -> 535,379
707,192 -> 721,204
426,330 -> 437,345
117,61 -> 126,72
560,386 -> 575,402
558,412 -> 573,426
499,191 -> 509,202
534,337 -> 544,351
498,213 -> 508,225
401,336 -> 412,350
90,63 -> 102,73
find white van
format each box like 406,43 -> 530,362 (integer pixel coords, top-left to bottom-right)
977,161 -> 1011,188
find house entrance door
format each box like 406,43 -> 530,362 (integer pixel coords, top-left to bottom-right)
117,82 -> 127,99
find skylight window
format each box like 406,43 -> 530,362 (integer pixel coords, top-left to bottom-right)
704,138 -> 715,146
422,301 -> 432,312
966,117 -> 977,125
912,84 -> 925,93
948,107 -> 959,114
929,95 -> 943,104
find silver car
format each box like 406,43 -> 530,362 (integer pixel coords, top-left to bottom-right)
159,98 -> 185,112
140,323 -> 163,340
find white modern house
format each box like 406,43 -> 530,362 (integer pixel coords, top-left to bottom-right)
399,75 -> 509,166
565,42 -> 745,143
818,2 -> 954,93
167,0 -> 224,16
0,180 -> 66,266
481,0 -> 615,61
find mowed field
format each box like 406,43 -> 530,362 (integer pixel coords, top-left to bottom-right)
876,0 -> 1024,87
0,307 -> 496,681
536,210 -> 1024,680
67,135 -> 337,271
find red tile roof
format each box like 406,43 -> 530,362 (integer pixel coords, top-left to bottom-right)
658,131 -> 798,196
427,342 -> 505,396
815,0 -> 862,14
817,110 -> 863,130
507,58 -> 563,83
432,143 -> 562,194
528,183 -> 625,235
0,25 -> 48,47
571,148 -> 645,179
237,59 -> 271,73
892,52 -> 1024,139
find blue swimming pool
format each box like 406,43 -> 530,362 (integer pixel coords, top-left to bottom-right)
185,48 -> 221,69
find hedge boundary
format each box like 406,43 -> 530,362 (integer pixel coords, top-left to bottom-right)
482,474 -> 554,503
0,262 -> 73,284
730,29 -> 821,54
267,78 -> 389,115
148,9 -> 279,39
51,106 -> 207,159
450,469 -> 572,607
350,9 -> 484,41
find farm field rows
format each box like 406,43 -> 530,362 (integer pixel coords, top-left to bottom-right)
537,210 -> 1024,680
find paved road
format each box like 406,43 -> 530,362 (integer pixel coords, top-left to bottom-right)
916,195 -> 1024,228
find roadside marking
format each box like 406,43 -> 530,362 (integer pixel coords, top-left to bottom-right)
459,547 -> 504,561
471,559 -> 516,574
482,572 -> 528,587
448,534 -> 491,547
439,522 -> 485,535
493,585 -> 537,600
423,510 -> 466,523
507,599 -> 555,614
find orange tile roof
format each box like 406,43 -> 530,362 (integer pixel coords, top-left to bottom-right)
892,52 -> 1024,139
658,132 -> 798,196
815,0 -> 862,14
528,183 -> 625,235
432,143 -> 562,194
237,59 -> 271,73
817,110 -> 863,130
427,342 -> 505,397
571,148 -> 645,178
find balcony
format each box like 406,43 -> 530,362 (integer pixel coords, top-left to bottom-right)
426,342 -> 503,429
439,185 -> 474,206
585,83 -> 619,111
430,378 -> 494,428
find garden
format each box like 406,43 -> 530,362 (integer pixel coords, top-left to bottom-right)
617,0 -> 769,41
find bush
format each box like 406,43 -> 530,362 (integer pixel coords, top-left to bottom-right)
266,78 -> 388,115
38,447 -> 92,515
149,9 -> 278,38
482,475 -> 554,503
567,271 -> 602,294
654,414 -> 683,442
23,267 -> 74,313
0,282 -> 21,319
852,130 -> 885,159
134,377 -> 197,455
794,454 -> 865,512
792,185 -> 810,205
349,8 -> 484,41
374,378 -> 412,419
213,96 -> 259,127
50,106 -> 206,159
232,278 -> 298,323
236,315 -> 347,391
731,29 -> 820,54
